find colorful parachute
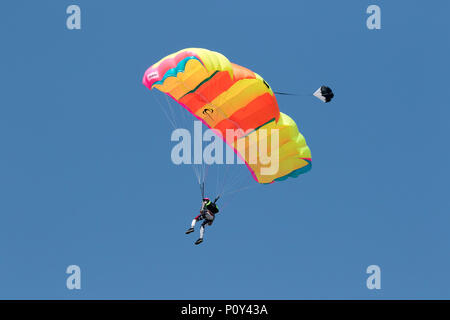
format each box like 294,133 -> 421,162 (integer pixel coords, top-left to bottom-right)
142,48 -> 312,184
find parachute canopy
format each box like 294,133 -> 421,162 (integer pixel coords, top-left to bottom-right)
143,48 -> 312,184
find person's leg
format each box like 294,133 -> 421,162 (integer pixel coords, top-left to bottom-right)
194,220 -> 208,245
186,215 -> 201,234
191,215 -> 201,228
199,222 -> 206,239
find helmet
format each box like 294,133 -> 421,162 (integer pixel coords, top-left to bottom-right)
202,198 -> 210,202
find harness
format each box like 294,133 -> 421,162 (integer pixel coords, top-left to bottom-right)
205,200 -> 219,214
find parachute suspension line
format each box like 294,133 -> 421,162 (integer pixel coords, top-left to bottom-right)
219,150 -> 254,195
163,92 -> 182,129
154,92 -> 211,198
273,91 -> 310,96
173,76 -> 247,198
215,162 -> 229,199
215,161 -> 220,198
202,161 -> 206,185
218,162 -> 231,199
175,74 -> 266,194
155,88 -> 255,203
164,94 -> 180,128
213,161 -> 250,203
220,166 -> 250,197
164,73 -> 259,201
154,91 -> 205,185
222,184 -> 258,197
275,86 -> 335,103
200,182 -> 205,199
152,93 -> 177,130
159,78 -> 220,188
172,77 -> 209,189
202,163 -> 210,189
193,165 -> 201,185
218,184 -> 258,211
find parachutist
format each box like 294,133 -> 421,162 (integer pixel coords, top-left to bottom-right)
186,197 -> 219,245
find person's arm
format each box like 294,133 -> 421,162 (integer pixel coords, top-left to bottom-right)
200,200 -> 207,212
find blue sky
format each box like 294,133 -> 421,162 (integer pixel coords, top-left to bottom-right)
0,0 -> 449,299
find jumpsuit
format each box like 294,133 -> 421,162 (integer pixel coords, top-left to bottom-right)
191,200 -> 215,239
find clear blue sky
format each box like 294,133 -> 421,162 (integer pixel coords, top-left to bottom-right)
0,0 -> 449,299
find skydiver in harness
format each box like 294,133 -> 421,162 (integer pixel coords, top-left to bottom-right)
185,197 -> 220,245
